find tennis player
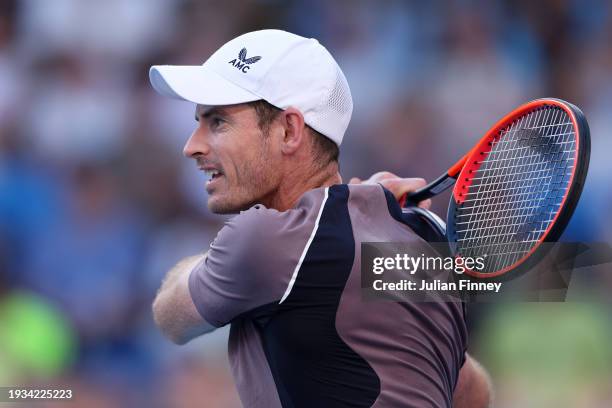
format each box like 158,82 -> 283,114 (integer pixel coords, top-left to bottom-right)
150,29 -> 491,407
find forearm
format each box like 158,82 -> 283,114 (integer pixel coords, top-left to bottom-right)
157,254 -> 205,296
152,253 -> 208,344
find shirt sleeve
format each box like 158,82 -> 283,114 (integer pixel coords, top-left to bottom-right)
188,202 -> 320,328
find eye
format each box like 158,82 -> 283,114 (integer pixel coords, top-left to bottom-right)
210,116 -> 225,129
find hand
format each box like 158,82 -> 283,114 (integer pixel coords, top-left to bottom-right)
349,171 -> 432,209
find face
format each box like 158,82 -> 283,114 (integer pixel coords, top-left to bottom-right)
184,104 -> 281,213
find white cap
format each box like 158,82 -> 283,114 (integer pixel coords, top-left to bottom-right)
149,29 -> 353,146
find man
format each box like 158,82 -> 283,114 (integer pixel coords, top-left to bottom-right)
150,29 -> 490,407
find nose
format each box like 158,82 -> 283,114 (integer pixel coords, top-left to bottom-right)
183,127 -> 211,158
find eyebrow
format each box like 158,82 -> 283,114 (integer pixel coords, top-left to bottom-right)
195,106 -> 227,122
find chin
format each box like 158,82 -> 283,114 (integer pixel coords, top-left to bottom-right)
207,196 -> 251,214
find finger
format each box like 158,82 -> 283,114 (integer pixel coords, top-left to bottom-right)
417,199 -> 432,209
349,177 -> 362,184
366,171 -> 397,184
379,177 -> 427,199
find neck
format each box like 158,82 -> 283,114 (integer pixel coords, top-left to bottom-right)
267,163 -> 341,211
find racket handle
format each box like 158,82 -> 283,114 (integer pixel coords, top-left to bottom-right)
402,173 -> 458,207
401,154 -> 467,207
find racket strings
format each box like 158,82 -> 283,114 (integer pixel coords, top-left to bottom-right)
466,108 -> 573,271
454,106 -> 576,273
472,108 -> 568,269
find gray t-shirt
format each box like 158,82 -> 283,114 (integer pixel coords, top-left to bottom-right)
189,184 -> 467,407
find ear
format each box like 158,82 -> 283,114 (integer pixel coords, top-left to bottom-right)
279,107 -> 307,155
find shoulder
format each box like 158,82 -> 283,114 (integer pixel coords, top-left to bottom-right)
188,187 -> 333,326
209,187 -> 330,266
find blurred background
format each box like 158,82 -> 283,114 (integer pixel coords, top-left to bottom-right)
0,0 -> 611,407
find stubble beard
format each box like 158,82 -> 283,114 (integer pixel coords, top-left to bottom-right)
207,137 -> 278,214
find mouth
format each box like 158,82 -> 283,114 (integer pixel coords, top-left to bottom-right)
200,167 -> 225,190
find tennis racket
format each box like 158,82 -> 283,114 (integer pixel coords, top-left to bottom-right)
402,98 -> 590,279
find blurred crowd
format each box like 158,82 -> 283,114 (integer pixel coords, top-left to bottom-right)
1,1 -> 611,407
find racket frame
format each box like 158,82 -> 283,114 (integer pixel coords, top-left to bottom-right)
405,98 -> 590,279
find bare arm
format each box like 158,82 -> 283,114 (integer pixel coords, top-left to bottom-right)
152,253 -> 216,344
453,354 -> 493,408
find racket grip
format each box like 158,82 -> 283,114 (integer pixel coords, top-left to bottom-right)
402,187 -> 436,207
403,174 -> 457,207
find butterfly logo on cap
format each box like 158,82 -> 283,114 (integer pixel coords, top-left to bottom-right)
228,48 -> 262,73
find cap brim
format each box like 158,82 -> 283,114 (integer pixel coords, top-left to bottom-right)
149,65 -> 261,106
